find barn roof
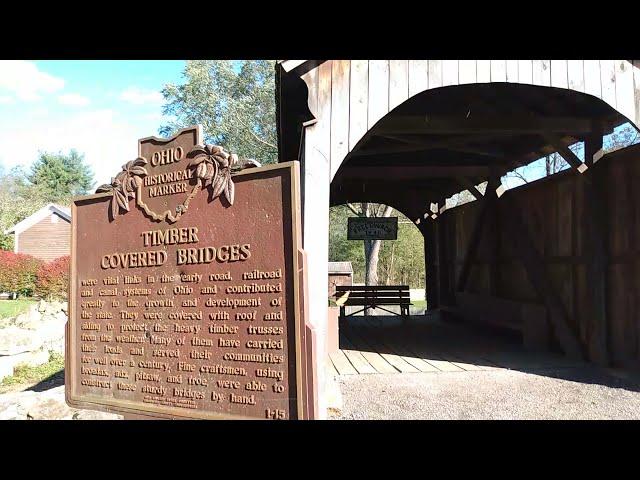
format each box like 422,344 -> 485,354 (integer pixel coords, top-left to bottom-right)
328,261 -> 353,274
4,203 -> 71,235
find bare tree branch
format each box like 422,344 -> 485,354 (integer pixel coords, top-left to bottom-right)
506,169 -> 529,184
346,203 -> 362,216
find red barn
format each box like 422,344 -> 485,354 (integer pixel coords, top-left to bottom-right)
4,204 -> 71,262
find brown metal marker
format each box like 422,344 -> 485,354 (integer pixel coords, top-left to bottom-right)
66,126 -> 316,419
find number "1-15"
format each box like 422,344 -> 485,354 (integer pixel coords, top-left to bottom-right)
265,408 -> 286,420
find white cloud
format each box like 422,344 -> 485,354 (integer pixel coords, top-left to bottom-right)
58,93 -> 90,107
119,87 -> 164,106
0,108 -> 155,187
0,96 -> 13,104
0,61 -> 65,101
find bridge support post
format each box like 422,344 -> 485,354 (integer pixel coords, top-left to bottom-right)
583,129 -> 609,366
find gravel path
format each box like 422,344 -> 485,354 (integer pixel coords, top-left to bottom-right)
330,367 -> 640,420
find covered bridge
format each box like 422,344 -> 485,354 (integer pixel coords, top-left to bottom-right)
276,60 -> 640,417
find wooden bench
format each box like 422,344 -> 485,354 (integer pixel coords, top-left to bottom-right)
334,285 -> 412,318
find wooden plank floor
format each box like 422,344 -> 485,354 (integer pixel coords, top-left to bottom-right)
328,316 -> 580,377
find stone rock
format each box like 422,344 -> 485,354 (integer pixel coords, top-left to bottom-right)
0,357 -> 14,380
0,349 -> 50,381
0,386 -> 123,420
26,397 -> 72,420
37,300 -> 48,313
0,326 -> 44,356
0,403 -> 21,420
13,306 -> 43,330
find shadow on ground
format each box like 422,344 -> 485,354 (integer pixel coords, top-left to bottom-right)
338,313 -> 640,394
27,369 -> 65,392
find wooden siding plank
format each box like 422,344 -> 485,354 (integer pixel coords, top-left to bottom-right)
342,349 -> 378,374
428,60 -> 443,89
634,61 -> 640,128
442,60 -> 458,87
422,357 -> 464,372
301,66 -> 318,119
394,353 -> 440,373
506,60 -> 519,83
600,60 -> 617,109
330,350 -> 358,375
349,60 -> 369,151
490,60 -> 507,82
401,339 -> 464,372
615,60 -> 636,122
316,61 -> 332,168
364,332 -> 420,373
370,330 -> 441,373
367,60 -> 390,129
17,213 -> 71,262
568,60 -> 585,92
326,358 -> 339,378
583,60 -> 602,98
477,60 -> 491,83
550,60 -> 569,89
532,60 -> 550,86
408,60 -> 429,97
330,60 -> 350,179
518,60 -> 533,84
389,60 -> 409,110
346,329 -> 399,373
458,60 -> 477,84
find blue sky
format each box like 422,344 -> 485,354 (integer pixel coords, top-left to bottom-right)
1,60 -> 637,195
0,60 -> 185,186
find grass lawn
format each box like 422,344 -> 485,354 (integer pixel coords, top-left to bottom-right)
0,298 -> 36,319
412,299 -> 426,310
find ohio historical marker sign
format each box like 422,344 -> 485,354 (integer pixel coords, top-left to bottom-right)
66,126 -> 317,420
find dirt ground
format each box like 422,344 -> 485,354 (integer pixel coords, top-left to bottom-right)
329,367 -> 640,420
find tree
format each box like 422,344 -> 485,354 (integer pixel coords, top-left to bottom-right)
0,167 -> 49,250
345,203 -> 394,286
329,204 -> 425,288
160,60 -> 278,164
29,149 -> 94,202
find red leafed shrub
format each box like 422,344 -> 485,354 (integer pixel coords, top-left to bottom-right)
35,255 -> 70,300
0,251 -> 42,296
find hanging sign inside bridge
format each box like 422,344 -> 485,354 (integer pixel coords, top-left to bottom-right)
347,216 -> 398,240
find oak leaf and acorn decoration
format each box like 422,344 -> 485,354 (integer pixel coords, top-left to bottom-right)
189,144 -> 237,205
96,156 -> 148,219
188,144 -> 262,205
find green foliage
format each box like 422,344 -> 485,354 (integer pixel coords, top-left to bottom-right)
160,60 -> 277,165
329,205 -> 425,287
377,220 -> 425,288
0,151 -> 93,251
28,149 -> 94,202
0,167 -> 50,250
329,205 -> 366,280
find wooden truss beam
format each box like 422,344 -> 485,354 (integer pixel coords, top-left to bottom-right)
543,133 -> 586,171
502,199 -> 584,359
375,115 -> 594,136
456,177 -> 484,200
455,176 -> 499,292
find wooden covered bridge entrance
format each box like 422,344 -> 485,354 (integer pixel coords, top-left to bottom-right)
276,60 -> 640,417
